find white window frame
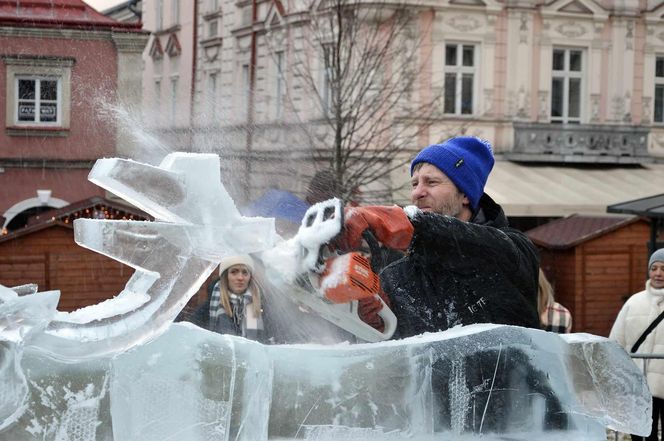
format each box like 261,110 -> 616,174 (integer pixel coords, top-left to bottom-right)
4,57 -> 72,129
551,47 -> 584,124
15,76 -> 61,125
655,55 -> 664,124
443,42 -> 477,116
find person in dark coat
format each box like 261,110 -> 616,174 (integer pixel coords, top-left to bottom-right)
338,137 -> 566,434
341,136 -> 540,337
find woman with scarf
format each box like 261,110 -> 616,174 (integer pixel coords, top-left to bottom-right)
190,254 -> 265,341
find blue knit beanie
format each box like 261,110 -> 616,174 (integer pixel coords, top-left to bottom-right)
649,248 -> 664,269
410,137 -> 494,209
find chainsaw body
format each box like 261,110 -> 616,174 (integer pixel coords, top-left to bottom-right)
291,198 -> 397,342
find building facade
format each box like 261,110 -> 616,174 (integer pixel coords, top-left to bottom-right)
141,0 -> 196,152
0,0 -> 148,233
138,0 -> 664,213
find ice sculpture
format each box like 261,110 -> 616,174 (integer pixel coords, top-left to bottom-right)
0,284 -> 59,431
3,322 -> 651,440
0,153 -> 653,440
30,153 -> 276,360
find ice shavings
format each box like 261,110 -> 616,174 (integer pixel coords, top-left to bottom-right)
54,290 -> 151,324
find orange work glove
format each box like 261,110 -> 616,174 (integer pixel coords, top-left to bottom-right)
340,205 -> 413,251
358,288 -> 392,333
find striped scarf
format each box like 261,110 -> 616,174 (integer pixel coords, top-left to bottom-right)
540,301 -> 572,334
209,283 -> 263,339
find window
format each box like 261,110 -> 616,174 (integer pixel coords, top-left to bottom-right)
171,0 -> 179,26
208,72 -> 218,121
156,0 -> 163,31
551,48 -> 583,124
275,51 -> 285,118
655,56 -> 664,123
208,19 -> 218,38
242,64 -> 250,120
170,77 -> 178,124
320,46 -> 333,116
16,77 -> 60,124
4,56 -> 73,131
154,79 -> 161,106
444,43 -> 475,115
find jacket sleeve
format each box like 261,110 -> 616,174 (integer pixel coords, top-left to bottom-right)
609,303 -> 629,349
409,212 -> 540,310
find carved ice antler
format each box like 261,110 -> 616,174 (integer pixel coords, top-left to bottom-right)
30,153 -> 275,360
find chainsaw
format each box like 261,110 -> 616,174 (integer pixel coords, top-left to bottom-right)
287,198 -> 398,342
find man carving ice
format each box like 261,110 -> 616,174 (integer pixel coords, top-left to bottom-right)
339,136 -> 541,338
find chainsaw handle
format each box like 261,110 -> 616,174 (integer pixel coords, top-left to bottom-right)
375,295 -> 397,339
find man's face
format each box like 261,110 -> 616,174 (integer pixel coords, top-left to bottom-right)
410,163 -> 470,219
650,261 -> 664,289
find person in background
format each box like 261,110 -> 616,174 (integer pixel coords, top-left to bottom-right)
610,248 -> 664,441
189,254 -> 265,341
538,269 -> 572,333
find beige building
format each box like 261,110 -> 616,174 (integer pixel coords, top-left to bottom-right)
141,0 -> 196,154
140,0 -> 664,219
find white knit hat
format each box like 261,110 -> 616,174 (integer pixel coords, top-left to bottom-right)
649,248 -> 664,270
219,254 -> 254,276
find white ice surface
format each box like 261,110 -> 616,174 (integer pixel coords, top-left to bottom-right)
1,323 -> 652,440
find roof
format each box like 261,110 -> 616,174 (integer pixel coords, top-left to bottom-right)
0,0 -> 141,30
607,193 -> 664,219
526,214 -> 645,249
0,196 -> 150,243
486,161 -> 664,217
242,189 -> 309,224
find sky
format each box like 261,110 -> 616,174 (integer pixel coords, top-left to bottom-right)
83,0 -> 128,12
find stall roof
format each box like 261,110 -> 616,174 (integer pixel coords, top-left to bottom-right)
607,194 -> 664,218
526,214 -> 641,249
484,161 -> 664,217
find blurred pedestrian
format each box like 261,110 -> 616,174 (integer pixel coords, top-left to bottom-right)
610,248 -> 664,441
188,254 -> 265,341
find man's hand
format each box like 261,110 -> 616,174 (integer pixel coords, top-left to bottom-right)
339,206 -> 413,251
358,288 -> 392,333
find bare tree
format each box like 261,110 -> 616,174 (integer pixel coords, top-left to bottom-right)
269,0 -> 449,203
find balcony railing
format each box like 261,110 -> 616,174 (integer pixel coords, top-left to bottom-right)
507,123 -> 651,164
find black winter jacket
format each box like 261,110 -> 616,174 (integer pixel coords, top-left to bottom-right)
381,194 -> 540,339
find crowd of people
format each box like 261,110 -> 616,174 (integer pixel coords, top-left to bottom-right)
179,135 -> 663,438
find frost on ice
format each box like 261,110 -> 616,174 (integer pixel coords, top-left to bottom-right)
0,153 -> 653,440
2,323 -> 653,440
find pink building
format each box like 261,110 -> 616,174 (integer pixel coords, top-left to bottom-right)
0,0 -> 148,233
